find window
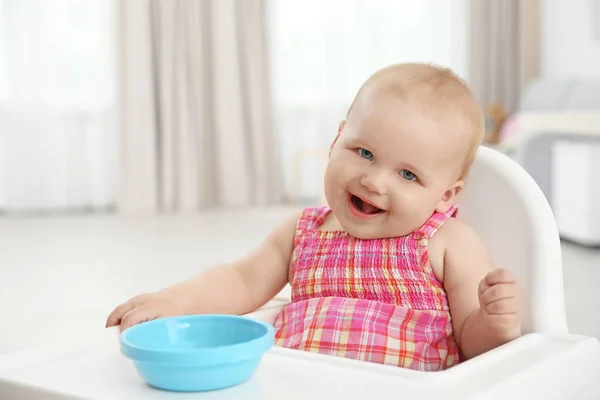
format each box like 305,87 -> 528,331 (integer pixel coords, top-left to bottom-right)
0,0 -> 117,212
267,0 -> 470,202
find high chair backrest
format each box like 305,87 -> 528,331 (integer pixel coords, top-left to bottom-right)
457,146 -> 568,334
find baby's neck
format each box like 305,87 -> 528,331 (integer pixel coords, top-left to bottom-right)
316,210 -> 345,232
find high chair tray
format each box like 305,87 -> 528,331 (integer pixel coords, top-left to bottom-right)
0,328 -> 599,400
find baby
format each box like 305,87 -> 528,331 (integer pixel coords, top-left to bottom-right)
106,63 -> 522,371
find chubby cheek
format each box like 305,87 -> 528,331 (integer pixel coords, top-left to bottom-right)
323,162 -> 346,204
390,186 -> 434,221
325,155 -> 356,189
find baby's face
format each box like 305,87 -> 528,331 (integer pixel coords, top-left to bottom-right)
324,96 -> 469,239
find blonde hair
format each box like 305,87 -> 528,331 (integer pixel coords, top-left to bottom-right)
347,63 -> 484,179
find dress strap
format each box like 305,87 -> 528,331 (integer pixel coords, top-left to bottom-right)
296,206 -> 331,230
415,204 -> 458,239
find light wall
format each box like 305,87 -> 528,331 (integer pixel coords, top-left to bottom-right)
541,0 -> 600,79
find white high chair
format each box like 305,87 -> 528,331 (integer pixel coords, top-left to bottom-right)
1,146 -> 599,399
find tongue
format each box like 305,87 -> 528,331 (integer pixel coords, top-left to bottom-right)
362,202 -> 381,214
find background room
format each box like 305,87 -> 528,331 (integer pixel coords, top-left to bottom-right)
0,0 -> 599,356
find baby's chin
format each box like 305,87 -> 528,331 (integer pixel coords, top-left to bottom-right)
337,218 -> 416,240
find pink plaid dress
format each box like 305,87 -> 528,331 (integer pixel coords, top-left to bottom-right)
273,206 -> 460,371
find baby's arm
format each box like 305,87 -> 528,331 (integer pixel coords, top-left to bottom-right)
106,211 -> 300,331
432,219 -> 522,359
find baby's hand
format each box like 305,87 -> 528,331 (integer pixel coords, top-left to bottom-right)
478,268 -> 522,335
105,292 -> 186,332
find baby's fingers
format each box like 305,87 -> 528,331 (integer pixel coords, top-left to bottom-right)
105,302 -> 136,328
119,306 -> 159,332
484,297 -> 520,315
480,282 -> 519,306
484,268 -> 516,286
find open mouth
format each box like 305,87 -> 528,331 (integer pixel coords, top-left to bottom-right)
349,194 -> 384,216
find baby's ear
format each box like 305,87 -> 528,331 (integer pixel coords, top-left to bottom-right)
435,180 -> 464,213
329,120 -> 345,157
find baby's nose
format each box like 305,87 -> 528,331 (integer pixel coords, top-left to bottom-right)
360,169 -> 388,195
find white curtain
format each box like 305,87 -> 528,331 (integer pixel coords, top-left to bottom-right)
469,0 -> 524,114
266,0 -> 470,202
0,0 -> 117,213
118,0 -> 280,213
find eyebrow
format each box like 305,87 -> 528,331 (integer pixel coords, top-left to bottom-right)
350,137 -> 372,148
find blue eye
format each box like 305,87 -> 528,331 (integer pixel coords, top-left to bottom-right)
358,148 -> 374,160
400,169 -> 417,181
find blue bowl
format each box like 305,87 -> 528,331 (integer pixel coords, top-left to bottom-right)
120,314 -> 275,392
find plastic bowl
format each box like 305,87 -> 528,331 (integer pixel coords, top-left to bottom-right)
120,314 -> 275,392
